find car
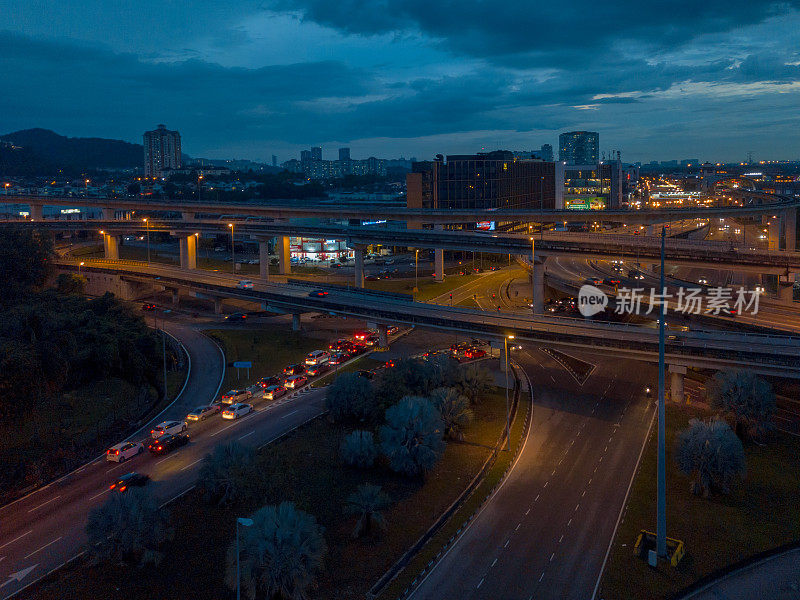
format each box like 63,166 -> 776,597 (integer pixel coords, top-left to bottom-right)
353,330 -> 375,341
264,385 -> 287,400
305,350 -> 330,366
387,326 -> 399,335
222,403 -> 253,419
309,290 -> 329,297
328,351 -> 347,365
221,389 -> 252,404
147,433 -> 190,455
285,374 -> 308,389
106,441 -> 144,462
282,364 -> 306,376
464,348 -> 487,359
603,278 -> 621,286
258,375 -> 281,389
628,270 -> 645,280
225,312 -> 248,321
698,276 -> 708,285
236,280 -> 254,289
141,303 -> 157,311
110,472 -> 149,493
329,338 -> 355,350
365,275 -> 379,281
186,403 -> 222,421
151,420 -> 186,439
363,334 -> 379,347
330,263 -> 342,269
586,277 -> 603,286
305,363 -> 330,377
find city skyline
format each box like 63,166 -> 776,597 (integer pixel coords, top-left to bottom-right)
1,2 -> 800,163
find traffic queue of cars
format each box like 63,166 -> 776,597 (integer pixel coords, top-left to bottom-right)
104,326 -> 400,492
449,339 -> 490,362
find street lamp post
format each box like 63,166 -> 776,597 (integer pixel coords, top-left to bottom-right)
143,218 -> 150,264
235,517 -> 254,600
229,223 -> 235,274
413,249 -> 419,294
504,334 -> 515,450
78,261 -> 84,275
656,226 -> 667,559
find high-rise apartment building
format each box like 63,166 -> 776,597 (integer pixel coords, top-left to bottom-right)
143,124 -> 181,177
300,150 -> 312,164
311,146 -> 322,161
558,131 -> 599,165
339,147 -> 350,161
540,144 -> 554,162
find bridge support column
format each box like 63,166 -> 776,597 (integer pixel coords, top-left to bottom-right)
354,245 -> 365,288
101,207 -> 115,221
171,288 -> 180,306
292,313 -> 301,331
213,297 -> 223,314
278,236 -> 291,275
103,234 -> 119,260
778,282 -> 795,303
434,249 -> 444,282
259,240 -> 270,282
29,205 -> 43,220
784,208 -> 797,252
531,259 -> 544,315
646,224 -> 656,237
669,365 -> 687,403
768,218 -> 779,250
377,324 -> 388,349
179,234 -> 197,270
181,211 -> 196,222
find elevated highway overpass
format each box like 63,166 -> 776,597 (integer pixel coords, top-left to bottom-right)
56,257 -> 800,382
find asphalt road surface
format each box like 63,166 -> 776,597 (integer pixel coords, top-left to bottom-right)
0,320 -> 328,599
409,347 -> 656,600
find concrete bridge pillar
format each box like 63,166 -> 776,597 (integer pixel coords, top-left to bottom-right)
434,249 -> 444,282
171,288 -> 180,306
213,297 -> 223,314
377,324 -> 388,349
103,233 -> 119,260
768,218 -> 780,250
531,259 -> 545,315
646,224 -> 656,237
778,281 -> 795,303
784,208 -> 797,252
179,234 -> 197,270
278,235 -> 291,275
669,365 -> 687,403
101,207 -> 115,221
29,205 -> 43,220
259,239 -> 270,282
354,245 -> 365,288
292,313 -> 301,331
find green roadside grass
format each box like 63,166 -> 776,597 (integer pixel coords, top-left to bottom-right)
205,327 -> 323,392
24,386 -> 512,600
367,273 -> 481,301
599,403 -> 800,600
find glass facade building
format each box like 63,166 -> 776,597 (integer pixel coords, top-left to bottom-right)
559,131 -> 599,165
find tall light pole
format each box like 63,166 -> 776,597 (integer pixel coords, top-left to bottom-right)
413,249 -> 419,294
656,226 -> 667,558
162,328 -> 168,401
78,261 -> 84,275
229,223 -> 235,274
236,517 -> 254,600
143,218 -> 151,264
504,334 -> 515,450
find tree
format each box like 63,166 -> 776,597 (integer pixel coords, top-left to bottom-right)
345,483 -> 390,539
225,502 -> 326,600
380,396 -> 445,477
430,387 -> 473,441
85,488 -> 173,567
325,372 -> 377,423
707,369 -> 775,439
454,363 -> 494,404
340,430 -> 377,468
0,228 -> 53,303
56,273 -> 86,295
197,442 -> 256,506
675,417 -> 746,497
427,354 -> 461,389
372,358 -> 436,407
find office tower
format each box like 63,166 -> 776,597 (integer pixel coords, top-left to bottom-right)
311,146 -> 322,161
558,131 -> 599,165
540,143 -> 554,162
301,150 -> 311,164
339,147 -> 351,161
143,124 -> 181,177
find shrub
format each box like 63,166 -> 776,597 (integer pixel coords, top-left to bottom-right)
380,396 -> 445,477
341,429 -> 377,468
430,387 -> 473,441
454,363 -> 493,404
676,416 -> 746,497
196,441 -> 256,506
345,483 -> 390,539
707,369 -> 775,439
326,372 -> 377,422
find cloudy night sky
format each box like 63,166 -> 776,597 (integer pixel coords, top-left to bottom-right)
2,0 -> 800,164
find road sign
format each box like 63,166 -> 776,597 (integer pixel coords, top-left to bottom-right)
233,361 -> 252,368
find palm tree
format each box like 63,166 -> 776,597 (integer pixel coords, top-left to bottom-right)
707,369 -> 775,439
380,395 -> 445,476
340,430 -> 377,468
454,364 -> 493,404
675,417 -> 746,497
326,372 -> 377,422
345,483 -> 390,538
85,488 -> 173,567
197,441 -> 255,506
430,387 -> 473,441
225,502 -> 327,600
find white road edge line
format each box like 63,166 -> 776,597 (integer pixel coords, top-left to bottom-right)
27,496 -> 60,514
0,531 -> 32,551
24,536 -> 62,560
591,403 -> 657,600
